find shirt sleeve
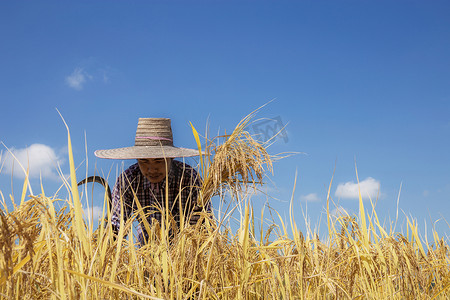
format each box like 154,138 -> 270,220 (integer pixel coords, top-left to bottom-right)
110,172 -> 135,233
181,166 -> 212,225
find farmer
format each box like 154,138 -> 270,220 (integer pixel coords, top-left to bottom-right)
94,118 -> 211,245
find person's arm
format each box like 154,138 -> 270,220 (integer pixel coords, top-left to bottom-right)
182,167 -> 212,226
110,173 -> 133,239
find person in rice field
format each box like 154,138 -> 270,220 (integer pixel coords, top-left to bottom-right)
94,118 -> 211,245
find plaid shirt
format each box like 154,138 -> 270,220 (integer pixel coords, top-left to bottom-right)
111,160 -> 210,244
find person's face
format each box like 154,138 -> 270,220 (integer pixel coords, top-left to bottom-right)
137,158 -> 172,183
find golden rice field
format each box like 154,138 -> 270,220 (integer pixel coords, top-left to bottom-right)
1,112 -> 449,299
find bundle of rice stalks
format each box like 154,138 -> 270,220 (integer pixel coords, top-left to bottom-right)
192,108 -> 273,206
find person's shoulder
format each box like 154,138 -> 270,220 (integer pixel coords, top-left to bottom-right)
120,162 -> 141,178
172,160 -> 195,170
125,162 -> 140,172
113,162 -> 140,189
172,160 -> 199,176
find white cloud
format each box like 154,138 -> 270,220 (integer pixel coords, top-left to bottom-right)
65,68 -> 92,90
335,177 -> 380,200
300,193 -> 320,202
1,144 -> 63,180
83,205 -> 103,222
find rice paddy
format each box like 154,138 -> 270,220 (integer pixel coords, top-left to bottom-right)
1,112 -> 449,299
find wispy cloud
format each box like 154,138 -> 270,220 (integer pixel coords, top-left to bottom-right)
300,193 -> 320,202
335,177 -> 380,200
83,205 -> 103,222
1,144 -> 64,180
65,62 -> 114,90
101,69 -> 110,83
65,67 -> 92,90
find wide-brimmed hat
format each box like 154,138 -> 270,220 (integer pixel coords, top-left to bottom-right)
94,118 -> 200,159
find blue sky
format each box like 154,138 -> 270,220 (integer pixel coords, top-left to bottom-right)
1,1 -> 449,239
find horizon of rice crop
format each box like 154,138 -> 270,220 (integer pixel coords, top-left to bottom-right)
1,110 -> 449,299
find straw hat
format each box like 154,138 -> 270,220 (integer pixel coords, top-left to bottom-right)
94,118 -> 200,159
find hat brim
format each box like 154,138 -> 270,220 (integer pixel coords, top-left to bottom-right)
95,146 -> 202,159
